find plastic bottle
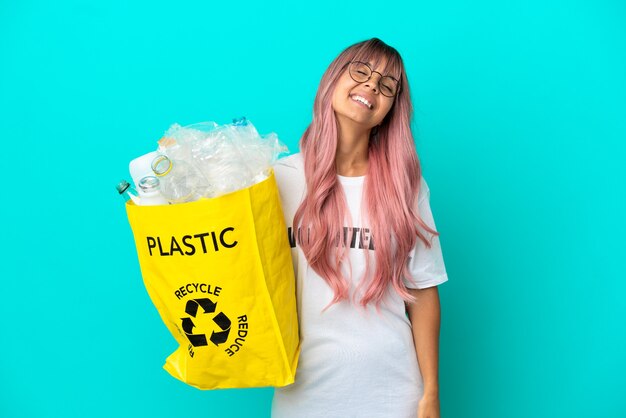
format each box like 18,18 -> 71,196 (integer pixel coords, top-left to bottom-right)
151,154 -> 208,203
137,176 -> 169,206
129,151 -> 160,191
116,180 -> 141,205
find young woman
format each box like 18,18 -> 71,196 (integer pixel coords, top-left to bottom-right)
271,38 -> 449,418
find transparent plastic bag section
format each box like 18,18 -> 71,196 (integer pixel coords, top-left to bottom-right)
124,117 -> 288,205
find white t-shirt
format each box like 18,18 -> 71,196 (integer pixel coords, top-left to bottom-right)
271,153 -> 449,418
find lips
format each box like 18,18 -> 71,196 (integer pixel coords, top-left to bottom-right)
350,92 -> 375,110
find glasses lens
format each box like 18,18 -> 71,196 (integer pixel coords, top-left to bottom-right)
349,62 -> 399,97
349,62 -> 371,82
379,76 -> 398,97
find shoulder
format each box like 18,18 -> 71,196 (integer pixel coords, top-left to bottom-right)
418,175 -> 431,205
272,152 -> 306,200
273,152 -> 303,172
273,153 -> 304,182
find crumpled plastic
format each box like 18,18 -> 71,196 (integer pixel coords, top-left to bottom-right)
153,117 -> 288,203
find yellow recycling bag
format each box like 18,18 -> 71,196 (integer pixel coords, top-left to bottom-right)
125,171 -> 299,389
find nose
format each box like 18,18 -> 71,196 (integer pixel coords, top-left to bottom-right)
363,73 -> 383,94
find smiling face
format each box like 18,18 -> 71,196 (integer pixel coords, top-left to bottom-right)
331,58 -> 398,132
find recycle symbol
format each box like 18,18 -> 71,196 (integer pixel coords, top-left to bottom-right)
181,298 -> 231,347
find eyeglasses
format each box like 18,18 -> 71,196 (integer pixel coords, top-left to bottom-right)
348,61 -> 400,97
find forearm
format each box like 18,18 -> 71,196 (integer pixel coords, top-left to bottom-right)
406,286 -> 442,396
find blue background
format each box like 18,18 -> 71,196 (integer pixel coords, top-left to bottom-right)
1,1 -> 625,417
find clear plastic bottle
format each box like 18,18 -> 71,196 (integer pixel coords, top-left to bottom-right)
151,154 -> 208,204
129,151 -> 160,192
116,180 -> 141,204
137,176 -> 169,206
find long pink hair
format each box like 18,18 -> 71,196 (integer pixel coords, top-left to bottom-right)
293,38 -> 439,310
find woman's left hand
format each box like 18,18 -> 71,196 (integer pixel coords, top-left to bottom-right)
417,392 -> 440,418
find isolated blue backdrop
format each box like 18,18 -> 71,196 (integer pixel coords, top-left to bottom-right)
1,1 -> 625,417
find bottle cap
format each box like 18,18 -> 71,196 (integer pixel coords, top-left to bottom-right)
232,116 -> 248,126
116,180 -> 130,194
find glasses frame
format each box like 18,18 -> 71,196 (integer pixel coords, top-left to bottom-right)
347,61 -> 401,98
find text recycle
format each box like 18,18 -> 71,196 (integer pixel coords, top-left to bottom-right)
174,282 -> 249,359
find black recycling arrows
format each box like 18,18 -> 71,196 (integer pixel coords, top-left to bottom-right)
181,317 -> 208,346
210,312 -> 232,345
181,298 -> 231,347
185,298 -> 217,317
181,317 -> 196,334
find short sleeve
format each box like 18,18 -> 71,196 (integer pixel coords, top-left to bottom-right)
403,177 -> 449,289
271,153 -> 306,216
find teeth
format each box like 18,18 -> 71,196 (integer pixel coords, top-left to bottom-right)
352,95 -> 372,109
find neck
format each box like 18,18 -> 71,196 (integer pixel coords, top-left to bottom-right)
335,116 -> 371,176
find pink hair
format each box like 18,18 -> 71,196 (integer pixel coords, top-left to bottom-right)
293,38 -> 439,310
